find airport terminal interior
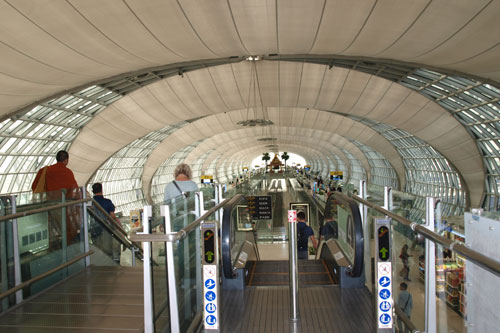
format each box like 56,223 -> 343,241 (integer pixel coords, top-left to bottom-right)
1,1 -> 500,332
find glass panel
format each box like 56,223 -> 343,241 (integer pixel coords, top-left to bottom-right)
167,193 -> 200,332
435,206 -> 467,332
150,203 -> 169,332
0,197 -> 15,312
14,189 -> 86,300
367,183 -> 385,207
392,219 -> 424,331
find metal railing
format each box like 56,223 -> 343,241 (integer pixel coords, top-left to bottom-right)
353,195 -> 500,278
130,194 -> 243,244
0,250 -> 94,301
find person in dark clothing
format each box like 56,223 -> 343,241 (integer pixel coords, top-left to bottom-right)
400,244 -> 412,281
92,183 -> 121,261
297,211 -> 318,259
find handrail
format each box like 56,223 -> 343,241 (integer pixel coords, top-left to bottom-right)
0,198 -> 91,223
0,250 -> 94,301
352,195 -> 500,278
86,208 -> 144,260
394,304 -> 420,333
130,194 -> 244,243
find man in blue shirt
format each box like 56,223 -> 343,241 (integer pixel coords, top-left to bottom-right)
92,183 -> 121,261
397,282 -> 413,331
297,211 -> 318,259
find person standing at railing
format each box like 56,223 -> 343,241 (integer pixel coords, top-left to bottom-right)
164,163 -> 199,202
31,150 -> 80,246
297,211 -> 318,259
399,244 -> 412,281
396,282 -> 413,332
92,183 -> 121,262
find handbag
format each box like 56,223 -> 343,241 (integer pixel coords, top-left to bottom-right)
33,166 -> 48,193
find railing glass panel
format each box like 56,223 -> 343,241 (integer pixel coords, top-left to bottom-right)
392,217 -> 425,331
1,190 -> 87,309
0,197 -> 15,312
366,183 -> 384,207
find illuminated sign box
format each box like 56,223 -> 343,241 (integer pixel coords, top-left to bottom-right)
201,175 -> 214,184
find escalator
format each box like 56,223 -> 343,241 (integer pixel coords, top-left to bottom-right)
220,178 -> 363,288
246,259 -> 335,286
218,182 -> 373,332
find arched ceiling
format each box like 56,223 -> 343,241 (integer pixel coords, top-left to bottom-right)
0,1 -> 498,208
68,60 -> 480,203
141,111 -> 404,195
185,134 -> 351,172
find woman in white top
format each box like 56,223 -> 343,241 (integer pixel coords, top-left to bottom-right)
164,163 -> 199,202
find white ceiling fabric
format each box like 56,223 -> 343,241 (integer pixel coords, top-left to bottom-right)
140,113 -> 403,196
0,0 -> 496,207
68,60 -> 479,202
1,0 -> 499,119
185,135 -> 350,172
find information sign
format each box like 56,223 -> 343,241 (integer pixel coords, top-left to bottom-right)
201,175 -> 214,184
375,219 -> 393,331
330,171 -> 343,180
202,222 -> 218,330
288,210 -> 297,223
246,196 -> 272,220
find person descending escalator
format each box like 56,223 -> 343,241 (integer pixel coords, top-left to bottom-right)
297,211 -> 318,259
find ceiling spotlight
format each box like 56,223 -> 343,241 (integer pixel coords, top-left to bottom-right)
245,55 -> 261,61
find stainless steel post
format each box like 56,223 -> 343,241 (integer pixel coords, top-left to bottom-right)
82,188 -> 90,267
10,196 -> 22,304
288,212 -> 299,320
425,197 -> 437,333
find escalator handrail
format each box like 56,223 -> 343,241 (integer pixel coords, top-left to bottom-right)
86,207 -> 144,260
221,195 -> 250,279
324,192 -> 364,277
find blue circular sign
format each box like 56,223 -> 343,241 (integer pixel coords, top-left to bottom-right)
378,276 -> 390,288
206,315 -> 217,325
205,291 -> 216,302
379,288 -> 391,300
379,313 -> 391,325
205,278 -> 216,290
206,303 -> 216,313
379,301 -> 391,312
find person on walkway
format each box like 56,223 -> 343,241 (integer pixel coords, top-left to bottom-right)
164,163 -> 199,202
297,211 -> 318,259
31,150 -> 80,245
92,183 -> 121,261
400,244 -> 412,281
397,282 -> 413,331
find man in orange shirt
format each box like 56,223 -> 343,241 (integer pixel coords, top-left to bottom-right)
32,150 -> 80,245
32,150 -> 78,193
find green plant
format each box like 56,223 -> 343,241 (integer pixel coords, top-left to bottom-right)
262,152 -> 270,170
281,152 -> 289,170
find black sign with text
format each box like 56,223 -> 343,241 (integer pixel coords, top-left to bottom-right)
246,196 -> 272,220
